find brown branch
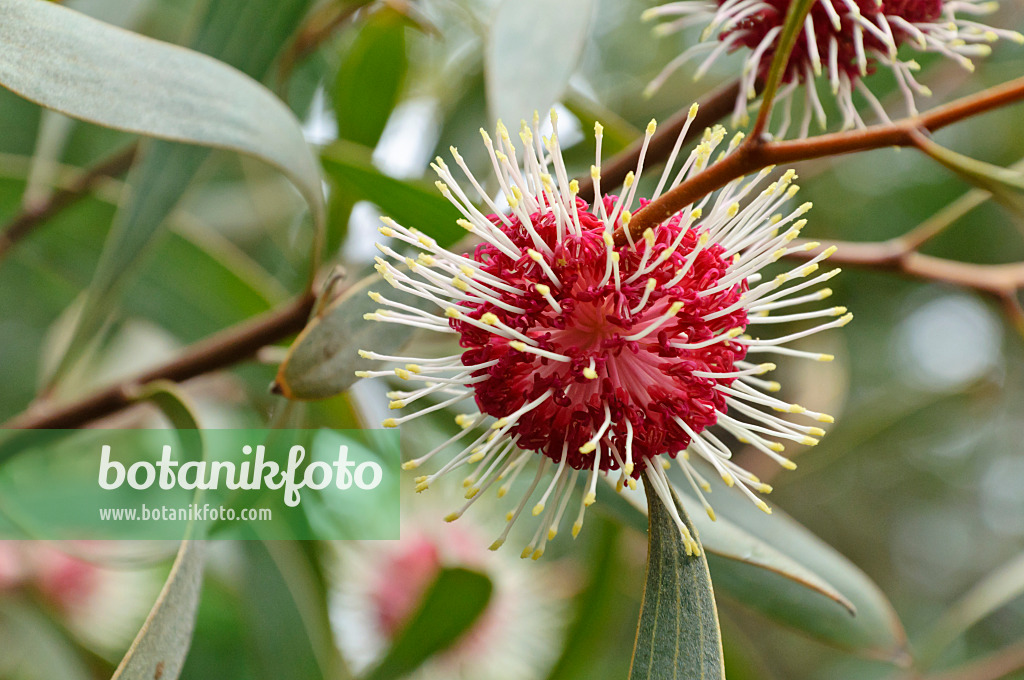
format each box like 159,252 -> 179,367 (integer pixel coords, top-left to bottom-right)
277,1 -> 366,86
575,80 -> 742,203
619,75 -> 1024,245
3,292 -> 316,430
0,146 -> 137,261
785,237 -> 1024,297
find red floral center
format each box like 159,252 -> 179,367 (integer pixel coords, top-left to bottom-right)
450,197 -> 749,476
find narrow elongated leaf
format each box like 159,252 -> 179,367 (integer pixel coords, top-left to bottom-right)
687,474 -> 908,661
0,0 -> 323,226
604,483 -> 854,613
111,539 -> 205,680
918,552 -> 1024,669
275,271 -> 433,399
914,133 -> 1024,216
364,568 -> 493,680
110,382 -> 206,680
0,0 -> 321,378
486,0 -> 595,126
333,8 -> 409,148
321,139 -> 464,247
631,474 -> 724,680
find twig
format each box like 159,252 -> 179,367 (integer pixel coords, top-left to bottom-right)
575,80 -> 742,202
3,292 -> 316,430
0,146 -> 137,260
619,75 -> 1024,244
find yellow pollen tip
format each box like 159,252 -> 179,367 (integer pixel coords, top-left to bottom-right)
358,350 -> 372,359
401,461 -> 419,470
838,313 -> 854,326
509,341 -> 527,352
532,503 -> 545,516
444,512 -> 459,523
624,171 -> 635,187
388,400 -> 406,410
756,500 -> 772,514
569,179 -> 579,194
809,427 -> 826,437
481,312 -> 499,325
766,381 -> 782,392
520,546 -> 532,559
721,473 -> 735,487
628,479 -> 637,490
464,488 -> 479,499
452,277 -> 470,291
817,354 -> 835,362
759,483 -> 773,494
802,437 -> 819,446
489,539 -> 504,551
415,483 -> 429,493
382,418 -> 398,428
354,370 -> 371,378
583,367 -> 598,380
548,528 -> 557,540
445,307 -> 461,318
691,208 -> 703,220
531,549 -> 544,561
621,210 -> 632,226
498,487 -> 509,499
781,459 -> 798,470
584,492 -> 597,507
468,452 -> 485,463
492,418 -> 508,429
579,441 -> 597,454
624,463 -> 634,475
646,119 -> 657,135
817,413 -> 835,423
405,364 -> 422,374
535,283 -> 551,296
706,507 -> 717,521
394,368 -> 411,380
528,249 -> 543,262
572,521 -> 583,538
668,301 -> 684,314
591,165 -> 600,180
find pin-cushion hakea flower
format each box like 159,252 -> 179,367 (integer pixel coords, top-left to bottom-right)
357,107 -> 850,558
643,0 -> 1024,135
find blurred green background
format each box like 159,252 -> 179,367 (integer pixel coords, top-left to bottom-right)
1,0 -> 1023,679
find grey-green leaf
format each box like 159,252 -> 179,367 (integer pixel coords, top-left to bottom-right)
0,0 -> 322,378
486,0 -> 595,126
0,0 -> 323,225
630,474 -> 724,680
110,539 -> 205,680
686,474 -> 908,661
275,272 -> 434,399
364,568 -> 493,680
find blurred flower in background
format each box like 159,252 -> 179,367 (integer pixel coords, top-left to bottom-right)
329,497 -> 573,680
644,0 -> 1024,133
0,542 -> 157,654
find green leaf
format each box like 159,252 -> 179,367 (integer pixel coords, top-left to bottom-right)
601,482 -> 854,609
110,539 -> 205,680
687,474 -> 908,661
913,133 -> 1024,216
364,567 -> 493,680
321,139 -> 464,247
631,474 -> 724,680
109,383 -> 206,680
918,551 -> 1024,669
275,270 -> 433,399
332,7 -> 409,148
239,540 -> 352,680
0,599 -> 95,680
602,476 -> 907,660
486,0 -> 595,126
753,0 -> 814,130
0,0 -> 322,378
